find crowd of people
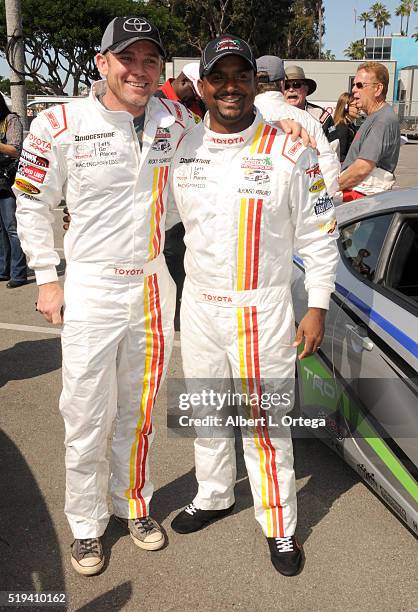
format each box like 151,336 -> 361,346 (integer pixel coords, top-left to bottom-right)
2,14 -> 402,579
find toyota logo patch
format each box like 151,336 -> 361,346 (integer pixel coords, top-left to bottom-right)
123,17 -> 152,33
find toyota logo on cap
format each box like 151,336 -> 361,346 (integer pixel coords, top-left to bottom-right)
100,16 -> 166,57
123,17 -> 152,33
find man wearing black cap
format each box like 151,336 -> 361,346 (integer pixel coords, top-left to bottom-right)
168,35 -> 338,576
255,55 -> 340,195
15,16 -> 196,575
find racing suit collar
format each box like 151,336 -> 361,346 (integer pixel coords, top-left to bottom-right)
202,108 -> 264,148
90,80 -> 176,128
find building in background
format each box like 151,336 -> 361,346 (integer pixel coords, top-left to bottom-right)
168,39 -> 418,134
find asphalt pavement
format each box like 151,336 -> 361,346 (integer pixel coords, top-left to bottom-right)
1,144 -> 417,611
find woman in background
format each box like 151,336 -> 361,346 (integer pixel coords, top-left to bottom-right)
333,92 -> 359,162
0,93 -> 26,288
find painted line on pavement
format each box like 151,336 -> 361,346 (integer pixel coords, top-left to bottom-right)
0,322 -> 61,336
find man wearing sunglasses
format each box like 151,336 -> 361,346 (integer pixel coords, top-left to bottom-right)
338,62 -> 400,202
284,65 -> 336,143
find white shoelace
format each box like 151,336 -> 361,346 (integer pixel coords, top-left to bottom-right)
185,503 -> 198,516
275,536 -> 294,553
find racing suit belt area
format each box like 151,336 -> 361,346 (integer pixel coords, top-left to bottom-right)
171,113 -> 338,538
14,81 -> 196,538
61,255 -> 176,538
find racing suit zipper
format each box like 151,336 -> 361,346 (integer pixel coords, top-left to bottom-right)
130,120 -> 142,269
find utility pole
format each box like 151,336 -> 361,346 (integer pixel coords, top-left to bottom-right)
318,1 -> 323,60
5,0 -> 27,129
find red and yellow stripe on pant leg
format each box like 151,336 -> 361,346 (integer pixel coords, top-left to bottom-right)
126,273 -> 165,518
237,305 -> 287,537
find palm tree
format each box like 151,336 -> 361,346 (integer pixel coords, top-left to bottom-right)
381,8 -> 391,34
370,2 -> 391,36
344,39 -> 365,60
359,11 -> 373,37
402,0 -> 418,35
395,2 -> 408,34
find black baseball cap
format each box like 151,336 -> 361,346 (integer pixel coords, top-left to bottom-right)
199,35 -> 257,79
100,16 -> 166,58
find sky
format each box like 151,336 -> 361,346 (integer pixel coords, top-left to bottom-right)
323,0 -> 418,59
2,1 -> 418,88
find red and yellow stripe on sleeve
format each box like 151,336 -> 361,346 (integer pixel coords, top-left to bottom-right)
237,305 -> 285,538
149,166 -> 169,260
126,273 -> 165,518
250,122 -> 278,155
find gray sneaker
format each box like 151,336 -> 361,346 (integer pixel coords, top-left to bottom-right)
71,538 -> 104,576
116,516 -> 165,551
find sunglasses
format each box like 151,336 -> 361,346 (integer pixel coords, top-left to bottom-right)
352,81 -> 379,89
284,80 -> 304,90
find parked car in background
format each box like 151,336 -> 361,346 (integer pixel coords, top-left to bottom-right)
26,96 -> 86,128
292,188 -> 418,534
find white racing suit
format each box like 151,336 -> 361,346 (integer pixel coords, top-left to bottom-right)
14,81 -> 195,538
254,91 -> 340,195
169,112 -> 339,538
353,166 -> 395,195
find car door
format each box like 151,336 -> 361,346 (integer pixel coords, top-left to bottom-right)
332,210 -> 418,532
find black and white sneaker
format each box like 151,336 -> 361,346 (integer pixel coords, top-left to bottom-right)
71,538 -> 104,576
171,502 -> 235,534
267,535 -> 303,576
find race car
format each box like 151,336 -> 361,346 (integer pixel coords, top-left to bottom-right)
244,169 -> 269,183
291,188 -> 418,534
152,138 -> 171,153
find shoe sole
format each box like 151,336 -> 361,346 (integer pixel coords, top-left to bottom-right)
129,532 -> 165,551
71,555 -> 104,576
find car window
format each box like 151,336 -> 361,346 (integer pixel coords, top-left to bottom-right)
340,214 -> 392,281
385,217 -> 418,304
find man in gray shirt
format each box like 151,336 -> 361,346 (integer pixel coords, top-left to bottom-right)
339,61 -> 400,202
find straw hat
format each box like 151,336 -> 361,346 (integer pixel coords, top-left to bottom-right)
285,65 -> 317,95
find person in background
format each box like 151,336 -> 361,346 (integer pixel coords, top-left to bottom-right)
182,62 -> 206,117
284,65 -> 337,144
255,55 -> 339,195
0,93 -> 26,288
155,67 -> 204,119
338,61 -> 400,202
333,92 -> 359,162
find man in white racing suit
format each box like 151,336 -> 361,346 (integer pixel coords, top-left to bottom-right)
168,36 -> 339,576
14,17 -> 195,576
